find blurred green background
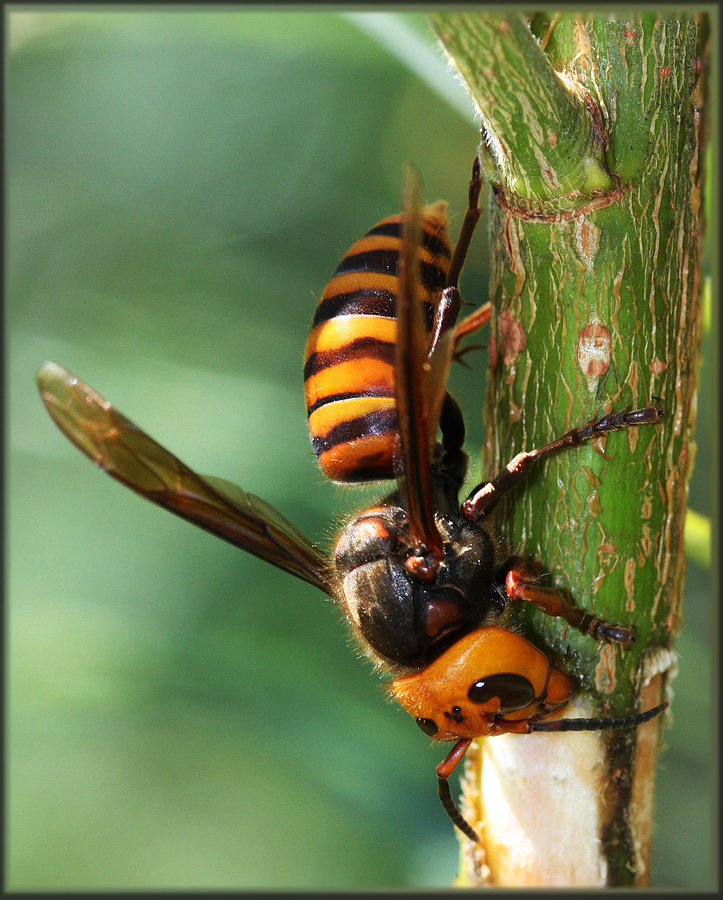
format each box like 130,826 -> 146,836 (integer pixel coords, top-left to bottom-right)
7,10 -> 714,890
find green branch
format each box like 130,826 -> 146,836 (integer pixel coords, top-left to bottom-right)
430,12 -> 614,199
427,11 -> 708,888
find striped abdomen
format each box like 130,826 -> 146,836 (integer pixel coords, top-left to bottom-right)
304,202 -> 451,483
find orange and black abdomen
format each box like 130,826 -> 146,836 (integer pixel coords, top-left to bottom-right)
304,202 -> 451,483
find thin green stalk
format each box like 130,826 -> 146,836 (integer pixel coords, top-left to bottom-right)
429,11 -> 708,887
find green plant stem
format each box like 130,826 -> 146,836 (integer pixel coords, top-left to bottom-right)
429,11 -> 708,888
432,11 -> 614,199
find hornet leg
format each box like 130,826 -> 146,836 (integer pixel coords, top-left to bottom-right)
462,403 -> 664,522
502,557 -> 636,646
445,156 -> 490,359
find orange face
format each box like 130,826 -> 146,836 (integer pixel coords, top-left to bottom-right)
389,626 -> 575,741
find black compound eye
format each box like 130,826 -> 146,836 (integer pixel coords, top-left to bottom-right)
467,673 -> 536,713
415,717 -> 439,736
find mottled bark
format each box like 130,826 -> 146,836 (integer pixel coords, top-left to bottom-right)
430,11 -> 708,887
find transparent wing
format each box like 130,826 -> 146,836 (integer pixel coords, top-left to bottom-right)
36,361 -> 333,594
424,318 -> 456,450
394,166 -> 444,560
